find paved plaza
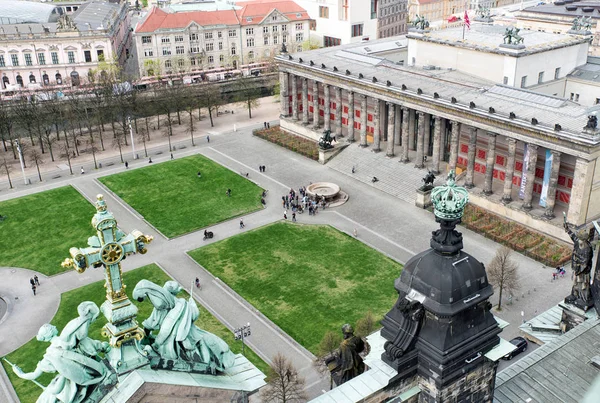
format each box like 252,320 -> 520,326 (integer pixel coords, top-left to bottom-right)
0,98 -> 573,402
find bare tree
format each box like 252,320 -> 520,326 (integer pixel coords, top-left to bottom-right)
29,148 -> 44,182
234,75 -> 262,119
487,246 -> 519,311
261,353 -> 307,403
162,117 -> 175,152
184,92 -> 198,146
198,83 -> 224,127
355,310 -> 376,338
113,131 -> 127,163
1,157 -> 13,189
137,127 -> 149,157
60,137 -> 74,175
314,330 -> 342,391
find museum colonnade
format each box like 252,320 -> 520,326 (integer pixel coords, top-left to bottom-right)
280,72 -> 580,220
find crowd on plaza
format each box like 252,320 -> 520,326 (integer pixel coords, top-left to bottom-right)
280,186 -> 328,218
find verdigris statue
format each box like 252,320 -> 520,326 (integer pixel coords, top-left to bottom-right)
10,302 -> 112,403
133,280 -> 236,373
503,27 -> 524,45
319,129 -> 334,150
326,324 -> 365,386
413,14 -> 429,30
563,215 -> 594,310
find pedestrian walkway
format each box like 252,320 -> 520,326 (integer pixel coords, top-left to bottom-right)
326,142 -> 445,204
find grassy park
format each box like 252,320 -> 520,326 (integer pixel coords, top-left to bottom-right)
189,222 -> 402,354
99,155 -> 263,238
1,264 -> 269,403
0,186 -> 95,276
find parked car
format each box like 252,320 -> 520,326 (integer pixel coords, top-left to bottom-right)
503,336 -> 528,360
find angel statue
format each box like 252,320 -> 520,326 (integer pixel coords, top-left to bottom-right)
133,280 -> 236,373
8,302 -> 110,403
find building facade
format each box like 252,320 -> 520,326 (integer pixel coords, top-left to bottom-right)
134,0 -> 311,78
275,38 -> 600,241
0,0 -> 131,91
378,0 -> 408,38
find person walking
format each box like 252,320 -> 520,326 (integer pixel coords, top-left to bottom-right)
125,161 -> 129,169
207,135 -> 210,143
80,166 -> 85,174
227,188 -> 232,197
239,219 -> 245,229
32,283 -> 36,296
283,210 -> 288,220
292,212 -> 296,222
30,278 -> 35,288
34,275 -> 40,286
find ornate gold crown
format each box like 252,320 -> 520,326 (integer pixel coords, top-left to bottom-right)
431,170 -> 469,220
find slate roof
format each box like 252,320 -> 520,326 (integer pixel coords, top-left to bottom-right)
71,0 -> 121,31
494,318 -> 600,403
568,56 -> 600,83
277,37 -> 598,142
521,0 -> 600,19
0,0 -> 59,24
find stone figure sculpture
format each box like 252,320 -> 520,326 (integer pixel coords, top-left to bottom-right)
133,279 -> 236,373
10,302 -> 110,403
319,129 -> 334,150
563,218 -> 594,310
582,16 -> 593,31
503,27 -> 524,45
413,15 -> 430,30
572,17 -> 581,31
477,5 -> 491,19
326,324 -> 365,386
420,170 -> 436,191
585,114 -> 598,130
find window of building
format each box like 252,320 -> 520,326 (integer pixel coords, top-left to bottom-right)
144,49 -> 154,57
283,35 -> 287,44
11,54 -> 19,66
142,36 -> 152,44
231,46 -> 236,55
296,33 -> 303,42
246,28 -> 254,35
219,54 -> 224,62
248,50 -> 254,59
228,30 -> 236,37
371,0 -> 377,19
43,73 -> 49,85
161,37 -> 170,43
208,55 -> 214,63
97,50 -> 104,61
190,33 -> 199,40
175,35 -> 184,42
274,35 -> 278,44
247,38 -> 255,47
84,50 -> 92,63
273,25 -> 278,32
176,46 -> 185,55
24,53 -> 32,66
520,75 -> 527,88
0,55 -> 5,67
190,57 -> 196,66
206,43 -> 214,51
264,36 -> 269,45
263,26 -> 269,33
55,73 -> 62,84
555,67 -> 560,79
51,52 -> 59,64
29,74 -> 36,83
351,24 -> 363,37
205,32 -> 213,40
296,23 -> 303,30
70,71 -> 80,86
319,6 -> 329,18
162,47 -> 171,56
16,75 -> 23,86
282,25 -> 287,31
310,20 -> 317,30
218,42 -> 223,50
218,31 -> 222,38
341,0 -> 349,20
503,76 -> 508,85
272,15 -> 277,21
190,46 -> 200,53
324,36 -> 341,47
2,76 -> 8,88
68,51 -> 76,63
538,71 -> 544,84
178,58 -> 185,67
165,59 -> 172,69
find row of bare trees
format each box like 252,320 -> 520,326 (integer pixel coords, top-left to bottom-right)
0,73 -> 269,186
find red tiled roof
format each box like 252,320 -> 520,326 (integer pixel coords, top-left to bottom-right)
136,0 -> 309,33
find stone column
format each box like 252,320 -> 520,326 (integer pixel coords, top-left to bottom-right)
280,72 -> 289,117
423,113 -> 431,156
373,100 -> 381,152
360,95 -> 368,147
502,138 -> 517,203
324,84 -> 331,131
291,75 -> 298,121
431,117 -> 441,174
394,105 -> 401,146
567,156 -> 595,225
335,87 -> 342,137
400,107 -> 410,162
415,112 -> 425,168
301,78 -> 309,125
408,109 -> 416,150
544,150 -> 562,218
465,127 -> 477,188
448,121 -> 460,171
522,144 -> 539,211
483,133 -> 497,195
312,80 -> 319,128
386,102 -> 395,157
347,91 -> 355,142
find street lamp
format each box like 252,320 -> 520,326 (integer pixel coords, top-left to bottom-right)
127,116 -> 137,160
233,323 -> 251,356
15,140 -> 27,185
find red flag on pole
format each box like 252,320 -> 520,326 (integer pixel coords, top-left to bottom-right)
464,10 -> 471,30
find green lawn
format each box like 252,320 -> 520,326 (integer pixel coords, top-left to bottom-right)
0,186 -> 95,276
2,264 -> 269,403
189,222 -> 402,354
99,155 -> 263,238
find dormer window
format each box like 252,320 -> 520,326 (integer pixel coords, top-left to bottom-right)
272,15 -> 277,21
246,17 -> 252,22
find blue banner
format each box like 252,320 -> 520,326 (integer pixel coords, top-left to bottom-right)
539,149 -> 552,207
519,144 -> 529,199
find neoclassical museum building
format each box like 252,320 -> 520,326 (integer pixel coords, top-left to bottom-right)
276,25 -> 600,241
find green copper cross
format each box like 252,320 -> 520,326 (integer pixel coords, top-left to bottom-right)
62,194 -> 153,372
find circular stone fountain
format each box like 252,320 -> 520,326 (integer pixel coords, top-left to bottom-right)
306,182 -> 348,207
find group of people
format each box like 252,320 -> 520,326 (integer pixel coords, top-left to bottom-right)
258,165 -> 267,172
280,186 -> 328,218
552,266 -> 567,281
29,275 -> 40,296
263,122 -> 271,129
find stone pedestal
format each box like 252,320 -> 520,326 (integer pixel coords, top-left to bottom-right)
559,302 -> 588,333
318,145 -> 347,164
415,188 -> 432,209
